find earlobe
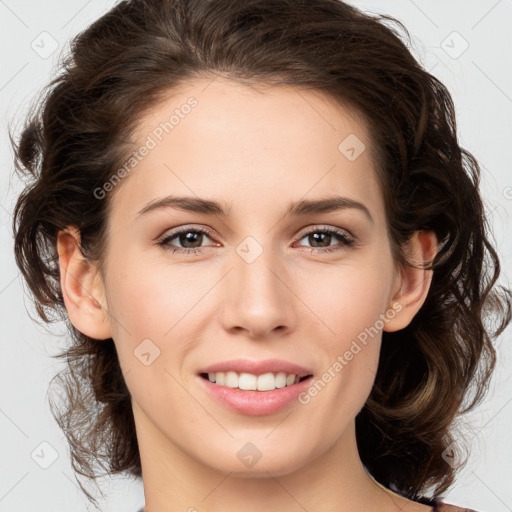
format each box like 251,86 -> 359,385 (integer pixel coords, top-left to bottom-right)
57,226 -> 112,340
384,230 -> 438,332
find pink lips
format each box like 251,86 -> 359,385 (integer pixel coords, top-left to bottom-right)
196,358 -> 314,416
197,358 -> 313,377
198,376 -> 313,415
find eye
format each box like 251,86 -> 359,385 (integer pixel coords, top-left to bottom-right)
293,226 -> 355,254
157,226 -> 217,255
157,225 -> 355,255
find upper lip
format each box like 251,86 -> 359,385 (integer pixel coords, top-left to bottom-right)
197,358 -> 313,377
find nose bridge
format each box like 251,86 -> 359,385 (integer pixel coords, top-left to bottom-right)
220,235 -> 295,336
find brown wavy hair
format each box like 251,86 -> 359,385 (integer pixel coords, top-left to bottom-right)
10,0 -> 511,507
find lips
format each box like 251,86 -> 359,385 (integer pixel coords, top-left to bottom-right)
195,358 -> 315,415
196,358 -> 314,378
197,373 -> 314,416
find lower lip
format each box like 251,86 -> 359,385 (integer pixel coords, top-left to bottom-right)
197,375 -> 314,416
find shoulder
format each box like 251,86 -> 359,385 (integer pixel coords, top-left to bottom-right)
409,494 -> 479,512
433,499 -> 479,512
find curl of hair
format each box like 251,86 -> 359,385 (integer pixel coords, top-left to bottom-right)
10,0 -> 511,506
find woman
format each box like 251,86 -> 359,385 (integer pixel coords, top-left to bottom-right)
10,0 -> 511,510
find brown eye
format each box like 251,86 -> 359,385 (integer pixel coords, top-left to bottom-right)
295,227 -> 355,253
158,227 -> 216,255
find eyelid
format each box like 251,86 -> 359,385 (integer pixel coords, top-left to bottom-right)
157,223 -> 357,257
296,223 -> 354,240
157,224 -> 218,242
158,223 -> 354,245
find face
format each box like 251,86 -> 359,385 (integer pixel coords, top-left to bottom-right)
96,77 -> 402,476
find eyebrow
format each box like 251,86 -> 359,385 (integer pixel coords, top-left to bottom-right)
137,195 -> 373,223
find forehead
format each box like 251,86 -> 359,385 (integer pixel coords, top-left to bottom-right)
109,76 -> 385,226
135,76 -> 372,155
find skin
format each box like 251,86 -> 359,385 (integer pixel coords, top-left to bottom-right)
57,76 -> 437,512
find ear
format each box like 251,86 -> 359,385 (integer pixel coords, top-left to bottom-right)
384,230 -> 438,332
56,226 -> 112,340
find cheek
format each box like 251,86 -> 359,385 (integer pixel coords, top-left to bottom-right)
104,259 -> 201,413
297,269 -> 387,436
105,255 -> 205,337
103,253 -> 221,382
295,260 -> 393,346
294,261 -> 390,409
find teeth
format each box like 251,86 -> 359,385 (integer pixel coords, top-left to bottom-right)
206,371 -> 302,391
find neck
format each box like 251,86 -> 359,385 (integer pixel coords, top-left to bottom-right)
134,403 -> 405,512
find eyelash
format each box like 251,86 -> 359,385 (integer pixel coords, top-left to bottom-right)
157,225 -> 355,255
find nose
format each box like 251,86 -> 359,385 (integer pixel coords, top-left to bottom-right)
219,243 -> 296,339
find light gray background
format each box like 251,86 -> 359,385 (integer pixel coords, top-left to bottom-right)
1,1 -> 511,511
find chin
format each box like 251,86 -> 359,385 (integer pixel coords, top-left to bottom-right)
201,442 -> 311,478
